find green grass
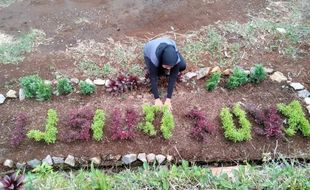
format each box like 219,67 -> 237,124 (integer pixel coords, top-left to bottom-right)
25,159 -> 310,190
0,29 -> 45,64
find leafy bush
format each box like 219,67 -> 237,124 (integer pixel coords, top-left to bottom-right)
20,75 -> 52,101
111,108 -> 138,140
79,81 -> 96,95
248,106 -> 283,138
64,107 -> 94,141
220,103 -> 252,142
0,172 -> 25,190
226,68 -> 248,89
105,75 -> 139,94
57,78 -> 73,95
10,113 -> 27,148
160,106 -> 175,140
277,100 -> 310,137
27,109 -> 58,144
91,109 -> 105,141
205,72 -> 221,91
250,64 -> 266,84
186,108 -> 215,141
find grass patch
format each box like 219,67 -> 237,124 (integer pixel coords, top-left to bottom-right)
0,29 -> 45,64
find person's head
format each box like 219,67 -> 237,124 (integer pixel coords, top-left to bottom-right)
161,45 -> 177,70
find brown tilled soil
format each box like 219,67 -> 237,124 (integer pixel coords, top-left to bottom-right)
1,0 -> 310,172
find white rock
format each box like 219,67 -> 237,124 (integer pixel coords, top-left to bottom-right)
211,66 -> 221,74
70,78 -> 79,84
307,105 -> 310,115
93,79 -> 106,86
298,89 -> 310,98
289,82 -> 304,91
42,155 -> 53,165
105,79 -> 112,87
244,70 -> 251,75
65,155 -> 75,167
6,90 -> 17,98
0,94 -> 5,104
264,67 -> 274,74
196,67 -> 210,80
3,159 -> 14,168
137,153 -> 147,162
223,69 -> 232,76
90,157 -> 101,165
44,80 -> 52,85
166,155 -> 173,162
122,154 -> 137,165
52,156 -> 64,164
19,88 -> 25,101
270,71 -> 287,83
276,28 -> 287,34
184,72 -> 197,81
27,159 -> 41,168
305,97 -> 310,105
147,153 -> 156,163
155,154 -> 166,165
16,162 -> 26,169
85,79 -> 94,85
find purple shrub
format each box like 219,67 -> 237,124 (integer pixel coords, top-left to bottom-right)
111,108 -> 138,140
105,75 -> 139,94
10,113 -> 27,148
186,108 -> 215,141
0,172 -> 24,190
248,107 -> 283,138
65,107 -> 94,141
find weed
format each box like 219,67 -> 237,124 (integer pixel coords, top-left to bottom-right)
205,72 -> 221,91
79,81 -> 96,95
57,78 -> 73,95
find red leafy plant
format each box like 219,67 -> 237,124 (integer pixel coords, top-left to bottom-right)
111,108 -> 138,140
10,113 -> 27,148
0,172 -> 25,190
105,75 -> 139,94
61,107 -> 94,142
247,106 -> 284,138
186,108 -> 215,141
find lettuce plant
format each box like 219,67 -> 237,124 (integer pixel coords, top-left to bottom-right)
226,68 -> 248,89
250,64 -> 266,84
205,72 -> 221,91
277,100 -> 310,137
20,75 -> 52,101
79,81 -> 96,95
105,74 -> 139,94
111,108 -> 138,140
160,106 -> 175,140
27,109 -> 58,144
220,103 -> 252,142
10,113 -> 27,148
57,78 -> 73,95
91,109 -> 105,141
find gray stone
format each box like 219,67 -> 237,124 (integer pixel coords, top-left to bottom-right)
211,66 -> 221,74
244,70 -> 251,75
3,159 -> 14,168
27,159 -> 41,168
16,162 -> 26,169
85,79 -> 94,85
19,88 -> 25,101
6,90 -> 17,98
289,82 -> 304,91
52,156 -> 64,164
0,94 -> 6,104
307,105 -> 310,115
122,154 -> 137,165
155,154 -> 166,165
270,71 -> 287,83
71,78 -> 79,84
184,72 -> 197,81
196,67 -> 210,80
44,80 -> 52,85
147,153 -> 156,163
106,154 -> 122,161
65,155 -> 75,167
298,89 -> 310,98
276,28 -> 287,34
305,97 -> 310,105
223,69 -> 232,76
166,155 -> 173,162
90,157 -> 101,165
42,155 -> 53,165
137,153 -> 147,162
93,79 -> 106,86
264,67 -> 274,74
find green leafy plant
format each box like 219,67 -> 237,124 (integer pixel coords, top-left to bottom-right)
20,75 -> 52,101
90,164 -> 111,190
220,103 -> 252,142
32,163 -> 54,176
139,105 -> 175,139
91,109 -> 105,141
160,106 -> 175,139
27,109 -> 58,144
57,78 -> 73,95
226,67 -> 248,89
277,100 -> 310,137
79,81 -> 96,95
205,72 -> 221,91
250,64 -> 266,84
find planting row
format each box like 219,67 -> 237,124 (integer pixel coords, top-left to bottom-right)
9,100 -> 310,147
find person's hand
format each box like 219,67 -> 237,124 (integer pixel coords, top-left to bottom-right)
164,98 -> 172,111
154,98 -> 163,107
